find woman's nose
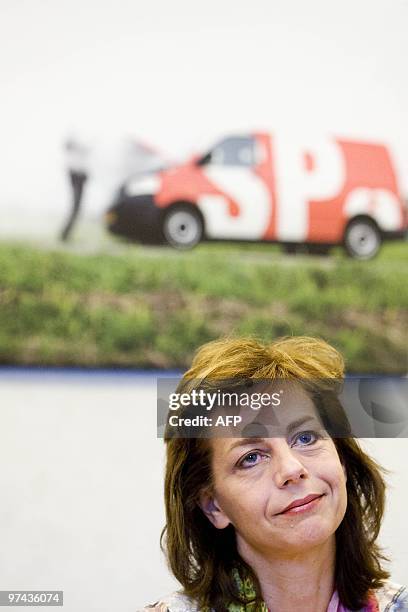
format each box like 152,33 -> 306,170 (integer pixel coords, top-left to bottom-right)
273,443 -> 309,487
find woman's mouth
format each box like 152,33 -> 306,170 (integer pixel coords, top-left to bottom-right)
279,494 -> 324,516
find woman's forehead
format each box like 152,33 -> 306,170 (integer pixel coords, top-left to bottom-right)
209,382 -> 325,448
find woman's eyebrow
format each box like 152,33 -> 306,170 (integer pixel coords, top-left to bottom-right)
227,437 -> 267,453
286,415 -> 318,435
227,416 -> 319,453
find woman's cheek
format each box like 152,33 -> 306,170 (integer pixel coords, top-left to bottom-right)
318,455 -> 347,485
229,486 -> 268,524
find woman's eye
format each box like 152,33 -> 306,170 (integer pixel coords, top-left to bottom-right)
238,451 -> 268,469
236,433 -> 322,468
293,430 -> 320,446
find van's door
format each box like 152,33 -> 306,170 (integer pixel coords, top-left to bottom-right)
197,136 -> 271,240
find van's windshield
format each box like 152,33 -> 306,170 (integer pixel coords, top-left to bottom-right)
197,136 -> 256,167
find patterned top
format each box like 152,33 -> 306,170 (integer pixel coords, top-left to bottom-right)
138,580 -> 408,612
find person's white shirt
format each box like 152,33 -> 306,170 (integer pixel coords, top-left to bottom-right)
64,130 -> 167,214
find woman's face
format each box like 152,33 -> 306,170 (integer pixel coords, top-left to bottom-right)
200,384 -> 348,557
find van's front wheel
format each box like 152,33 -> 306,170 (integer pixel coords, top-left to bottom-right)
344,218 -> 382,260
162,205 -> 203,249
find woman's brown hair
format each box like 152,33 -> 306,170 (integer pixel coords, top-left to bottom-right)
161,336 -> 391,611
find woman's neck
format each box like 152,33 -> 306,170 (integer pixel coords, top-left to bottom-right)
238,535 -> 336,612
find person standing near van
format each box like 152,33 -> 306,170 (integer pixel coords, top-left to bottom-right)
60,132 -> 166,243
60,137 -> 90,242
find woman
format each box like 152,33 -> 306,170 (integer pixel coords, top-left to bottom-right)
141,336 -> 407,611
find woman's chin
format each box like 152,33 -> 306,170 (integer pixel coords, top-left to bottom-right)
268,522 -> 333,553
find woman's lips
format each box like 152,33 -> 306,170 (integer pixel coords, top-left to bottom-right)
279,494 -> 324,516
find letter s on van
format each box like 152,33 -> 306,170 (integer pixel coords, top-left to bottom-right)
105,132 -> 407,260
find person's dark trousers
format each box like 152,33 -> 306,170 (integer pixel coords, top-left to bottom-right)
60,171 -> 88,241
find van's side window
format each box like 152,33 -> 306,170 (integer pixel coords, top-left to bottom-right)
211,137 -> 256,166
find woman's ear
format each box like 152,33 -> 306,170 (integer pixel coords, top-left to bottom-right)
198,489 -> 231,530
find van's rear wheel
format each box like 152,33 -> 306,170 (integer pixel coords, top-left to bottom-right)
344,219 -> 381,260
162,205 -> 203,249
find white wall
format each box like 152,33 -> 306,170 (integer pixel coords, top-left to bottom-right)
0,373 -> 406,611
0,373 -> 178,612
1,0 -> 408,235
